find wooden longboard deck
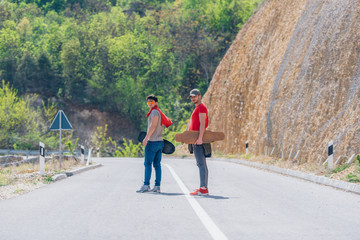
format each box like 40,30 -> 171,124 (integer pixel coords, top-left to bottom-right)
175,130 -> 225,144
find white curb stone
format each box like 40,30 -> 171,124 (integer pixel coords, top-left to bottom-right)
70,163 -> 102,175
52,163 -> 102,182
354,185 -> 360,194
52,174 -> 67,181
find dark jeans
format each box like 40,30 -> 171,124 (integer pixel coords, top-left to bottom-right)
144,141 -> 164,186
193,144 -> 208,188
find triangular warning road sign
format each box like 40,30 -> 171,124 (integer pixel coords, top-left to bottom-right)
50,110 -> 73,130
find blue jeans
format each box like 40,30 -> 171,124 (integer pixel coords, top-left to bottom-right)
144,141 -> 164,186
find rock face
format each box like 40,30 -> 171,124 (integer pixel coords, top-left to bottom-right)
67,107 -> 137,148
203,0 -> 360,163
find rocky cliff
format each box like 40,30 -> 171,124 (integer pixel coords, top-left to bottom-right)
204,0 -> 360,163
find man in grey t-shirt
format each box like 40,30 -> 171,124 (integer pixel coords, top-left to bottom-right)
146,109 -> 164,141
137,95 -> 165,193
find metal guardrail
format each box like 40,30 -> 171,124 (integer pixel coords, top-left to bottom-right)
0,149 -> 89,156
0,149 -> 92,167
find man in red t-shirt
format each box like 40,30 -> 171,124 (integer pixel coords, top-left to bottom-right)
188,89 -> 210,196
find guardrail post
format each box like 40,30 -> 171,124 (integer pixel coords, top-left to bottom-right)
327,140 -> 334,169
81,145 -> 85,164
40,142 -> 45,176
86,148 -> 92,166
293,150 -> 300,162
270,147 -> 275,156
288,149 -> 293,161
346,154 -> 356,164
334,156 -> 342,165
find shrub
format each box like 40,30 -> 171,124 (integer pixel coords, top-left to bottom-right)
115,138 -> 144,157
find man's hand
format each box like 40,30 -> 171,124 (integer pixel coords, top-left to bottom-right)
194,112 -> 206,145
142,137 -> 149,146
143,116 -> 158,146
194,138 -> 203,145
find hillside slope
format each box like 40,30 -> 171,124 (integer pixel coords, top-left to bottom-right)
204,0 -> 360,163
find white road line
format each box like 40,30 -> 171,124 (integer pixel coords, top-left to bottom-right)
164,163 -> 228,240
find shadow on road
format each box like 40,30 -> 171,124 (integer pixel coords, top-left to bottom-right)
200,195 -> 229,200
158,192 -> 184,196
149,192 -> 229,199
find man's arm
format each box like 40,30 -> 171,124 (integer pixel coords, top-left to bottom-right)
143,116 -> 159,146
194,113 -> 206,145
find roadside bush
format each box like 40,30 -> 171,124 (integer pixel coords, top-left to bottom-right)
0,80 -> 78,150
114,138 -> 144,157
347,173 -> 360,183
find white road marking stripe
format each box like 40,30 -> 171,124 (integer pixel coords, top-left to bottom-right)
164,163 -> 228,240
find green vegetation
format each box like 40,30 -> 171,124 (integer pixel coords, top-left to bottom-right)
91,124 -> 145,157
91,124 -> 112,155
0,0 -> 262,141
65,134 -> 79,155
331,164 -> 350,173
0,169 -> 12,186
43,175 -> 54,184
114,138 -> 144,157
240,153 -> 253,159
347,155 -> 360,182
162,118 -> 189,147
346,173 -> 359,183
0,81 -> 80,149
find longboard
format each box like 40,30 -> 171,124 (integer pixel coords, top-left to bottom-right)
175,130 -> 225,144
138,131 -> 175,154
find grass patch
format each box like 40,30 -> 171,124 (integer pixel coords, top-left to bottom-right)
14,186 -> 25,193
347,173 -> 360,183
356,155 -> 360,164
331,164 -> 350,173
43,175 -> 54,184
240,154 -> 253,160
213,151 -> 226,158
0,156 -> 82,188
0,171 -> 12,186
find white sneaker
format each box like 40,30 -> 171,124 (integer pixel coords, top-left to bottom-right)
150,186 -> 161,193
136,185 -> 150,193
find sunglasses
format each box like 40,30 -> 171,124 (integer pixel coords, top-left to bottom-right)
147,101 -> 155,105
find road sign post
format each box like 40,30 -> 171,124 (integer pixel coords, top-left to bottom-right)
50,110 -> 73,169
59,111 -> 62,169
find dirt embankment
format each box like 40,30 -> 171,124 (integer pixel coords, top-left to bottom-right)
66,106 -> 138,147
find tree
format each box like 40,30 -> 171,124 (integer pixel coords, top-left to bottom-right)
0,21 -> 21,87
14,53 -> 39,94
0,81 -> 39,148
37,53 -> 60,96
61,37 -> 87,101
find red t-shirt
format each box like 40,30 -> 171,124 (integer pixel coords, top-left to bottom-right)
189,103 -> 209,131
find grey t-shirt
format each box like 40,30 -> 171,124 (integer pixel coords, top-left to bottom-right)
147,109 -> 164,141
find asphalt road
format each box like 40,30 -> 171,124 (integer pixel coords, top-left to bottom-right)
0,157 -> 359,240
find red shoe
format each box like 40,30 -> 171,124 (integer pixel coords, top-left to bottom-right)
190,187 -> 209,196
